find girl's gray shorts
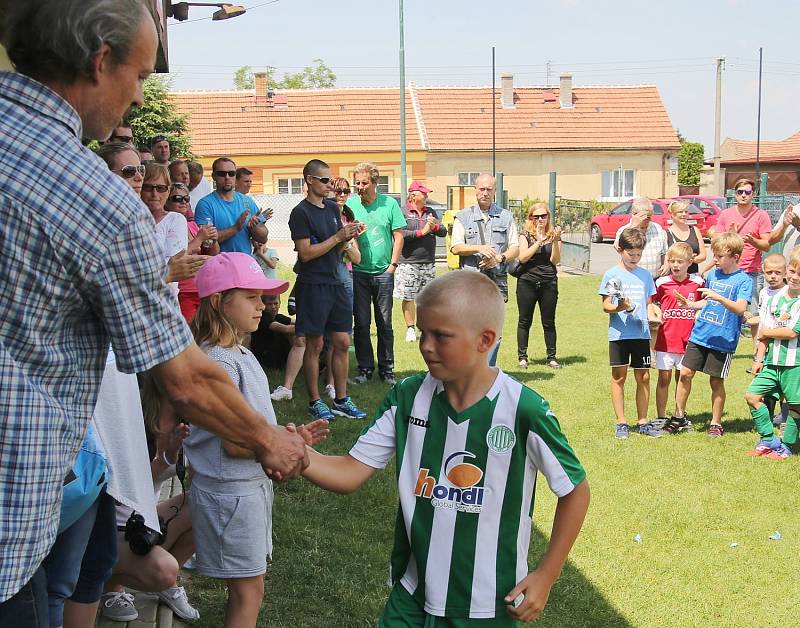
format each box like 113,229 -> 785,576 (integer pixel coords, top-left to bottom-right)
190,480 -> 273,579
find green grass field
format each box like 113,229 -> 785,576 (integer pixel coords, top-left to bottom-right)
186,273 -> 799,627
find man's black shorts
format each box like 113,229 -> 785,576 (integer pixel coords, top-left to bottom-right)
609,339 -> 651,369
681,340 -> 733,379
295,282 -> 352,337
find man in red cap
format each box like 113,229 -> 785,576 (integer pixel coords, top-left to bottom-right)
394,181 -> 446,342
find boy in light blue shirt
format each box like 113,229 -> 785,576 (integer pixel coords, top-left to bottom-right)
599,228 -> 661,439
672,232 -> 752,437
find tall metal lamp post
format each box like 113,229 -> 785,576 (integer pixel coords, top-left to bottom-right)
399,0 -> 407,204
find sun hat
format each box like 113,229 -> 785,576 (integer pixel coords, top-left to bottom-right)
196,252 -> 289,298
408,180 -> 432,195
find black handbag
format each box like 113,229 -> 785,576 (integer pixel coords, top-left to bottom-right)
507,259 -> 524,278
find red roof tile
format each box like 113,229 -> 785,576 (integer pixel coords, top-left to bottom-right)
172,83 -> 679,157
721,131 -> 800,163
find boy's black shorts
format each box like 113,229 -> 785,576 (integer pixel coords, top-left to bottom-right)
609,339 -> 651,369
681,341 -> 733,379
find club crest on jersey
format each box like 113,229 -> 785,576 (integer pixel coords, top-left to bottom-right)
486,425 -> 516,453
414,451 -> 485,513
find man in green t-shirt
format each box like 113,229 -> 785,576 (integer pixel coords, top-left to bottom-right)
346,162 -> 406,385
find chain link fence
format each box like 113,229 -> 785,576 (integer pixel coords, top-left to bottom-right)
250,193 -> 305,241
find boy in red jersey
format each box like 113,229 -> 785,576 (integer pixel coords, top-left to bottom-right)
649,243 -> 704,431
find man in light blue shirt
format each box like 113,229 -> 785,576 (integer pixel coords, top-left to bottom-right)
194,157 -> 268,255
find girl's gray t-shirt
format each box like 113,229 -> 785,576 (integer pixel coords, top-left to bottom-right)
184,344 -> 276,493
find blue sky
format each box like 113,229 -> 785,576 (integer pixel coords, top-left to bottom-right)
167,0 -> 800,154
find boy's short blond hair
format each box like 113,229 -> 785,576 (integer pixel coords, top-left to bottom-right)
711,232 -> 744,257
416,270 -> 504,334
666,242 -> 694,261
763,252 -> 787,269
787,247 -> 800,270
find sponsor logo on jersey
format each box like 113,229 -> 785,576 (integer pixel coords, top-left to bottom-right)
408,415 -> 429,428
414,451 -> 485,513
662,308 -> 696,320
486,425 -> 516,454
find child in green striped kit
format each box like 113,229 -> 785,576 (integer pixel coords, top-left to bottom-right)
745,248 -> 800,459
302,270 -> 589,626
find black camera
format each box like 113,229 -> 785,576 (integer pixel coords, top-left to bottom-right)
124,512 -> 164,556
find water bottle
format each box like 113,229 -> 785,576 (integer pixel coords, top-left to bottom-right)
200,218 -> 214,254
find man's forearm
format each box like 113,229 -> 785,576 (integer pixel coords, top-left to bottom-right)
153,346 -> 274,455
296,235 -> 342,262
451,243 -> 482,256
390,231 -> 403,264
216,226 -> 240,243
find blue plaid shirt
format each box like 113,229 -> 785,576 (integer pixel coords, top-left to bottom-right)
0,72 -> 193,601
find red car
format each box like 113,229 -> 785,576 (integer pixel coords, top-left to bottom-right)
590,198 -> 707,243
676,195 -> 728,236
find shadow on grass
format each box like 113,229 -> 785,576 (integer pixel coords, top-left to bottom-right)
530,524 -> 631,627
683,412 -> 754,434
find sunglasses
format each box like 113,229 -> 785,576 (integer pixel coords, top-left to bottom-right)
213,170 -> 236,178
141,183 -> 169,193
531,214 -> 549,220
110,134 -> 133,143
113,164 -> 145,178
334,188 -> 351,195
169,195 -> 190,203
309,175 -> 333,184
736,189 -> 754,196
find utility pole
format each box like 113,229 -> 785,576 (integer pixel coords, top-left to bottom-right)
492,46 -> 496,177
713,57 -> 724,196
399,0 -> 407,203
755,47 -> 763,193
546,60 -> 551,87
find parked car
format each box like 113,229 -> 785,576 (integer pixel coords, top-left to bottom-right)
676,195 -> 728,236
590,198 -> 707,243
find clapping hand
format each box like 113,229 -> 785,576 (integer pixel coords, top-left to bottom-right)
288,419 -> 330,447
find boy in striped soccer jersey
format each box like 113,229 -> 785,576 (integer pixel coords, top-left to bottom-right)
302,271 -> 589,626
744,249 -> 800,459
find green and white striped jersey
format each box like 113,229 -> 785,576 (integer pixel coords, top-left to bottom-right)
762,287 -> 800,367
349,370 -> 585,619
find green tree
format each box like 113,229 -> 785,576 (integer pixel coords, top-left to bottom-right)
233,65 -> 254,90
233,59 -> 336,90
276,58 -> 336,89
127,75 -> 192,157
678,134 -> 704,187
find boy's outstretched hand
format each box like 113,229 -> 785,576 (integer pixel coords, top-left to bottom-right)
287,419 -> 330,446
504,568 -> 554,622
673,290 -> 705,310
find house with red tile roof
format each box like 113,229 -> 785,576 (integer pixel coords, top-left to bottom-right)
719,131 -> 800,193
172,72 -> 680,204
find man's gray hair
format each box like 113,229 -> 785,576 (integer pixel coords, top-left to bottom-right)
632,196 -> 653,214
2,0 -> 149,84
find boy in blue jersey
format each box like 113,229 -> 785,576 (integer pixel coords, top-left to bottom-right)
673,232 -> 752,437
599,228 -> 661,439
301,270 -> 589,626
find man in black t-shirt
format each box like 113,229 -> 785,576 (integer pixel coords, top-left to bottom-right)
288,159 -> 367,421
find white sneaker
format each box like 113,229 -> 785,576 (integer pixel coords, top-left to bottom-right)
270,385 -> 292,401
101,591 -> 138,622
158,586 -> 200,621
405,326 -> 417,342
324,383 -> 336,399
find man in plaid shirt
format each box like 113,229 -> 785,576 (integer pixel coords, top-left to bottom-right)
0,2 -> 307,622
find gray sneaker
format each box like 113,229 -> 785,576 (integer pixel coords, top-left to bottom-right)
158,586 -> 200,621
638,421 -> 665,438
101,591 -> 138,622
352,370 -> 372,384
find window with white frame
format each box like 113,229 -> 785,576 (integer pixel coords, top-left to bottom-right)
458,172 -> 480,186
601,168 -> 635,200
277,177 -> 303,194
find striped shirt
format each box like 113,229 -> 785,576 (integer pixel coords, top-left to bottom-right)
762,288 -> 800,366
0,71 -> 193,600
349,371 -> 585,619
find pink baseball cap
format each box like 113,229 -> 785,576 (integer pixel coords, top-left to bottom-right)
408,180 -> 432,195
196,252 -> 289,298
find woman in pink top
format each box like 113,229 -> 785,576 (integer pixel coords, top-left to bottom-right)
165,182 -> 219,321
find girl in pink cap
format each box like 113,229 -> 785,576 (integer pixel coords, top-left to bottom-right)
185,252 -> 328,628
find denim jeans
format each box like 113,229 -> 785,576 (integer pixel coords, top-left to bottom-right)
42,490 -> 117,627
353,271 -> 395,377
0,567 -> 48,628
